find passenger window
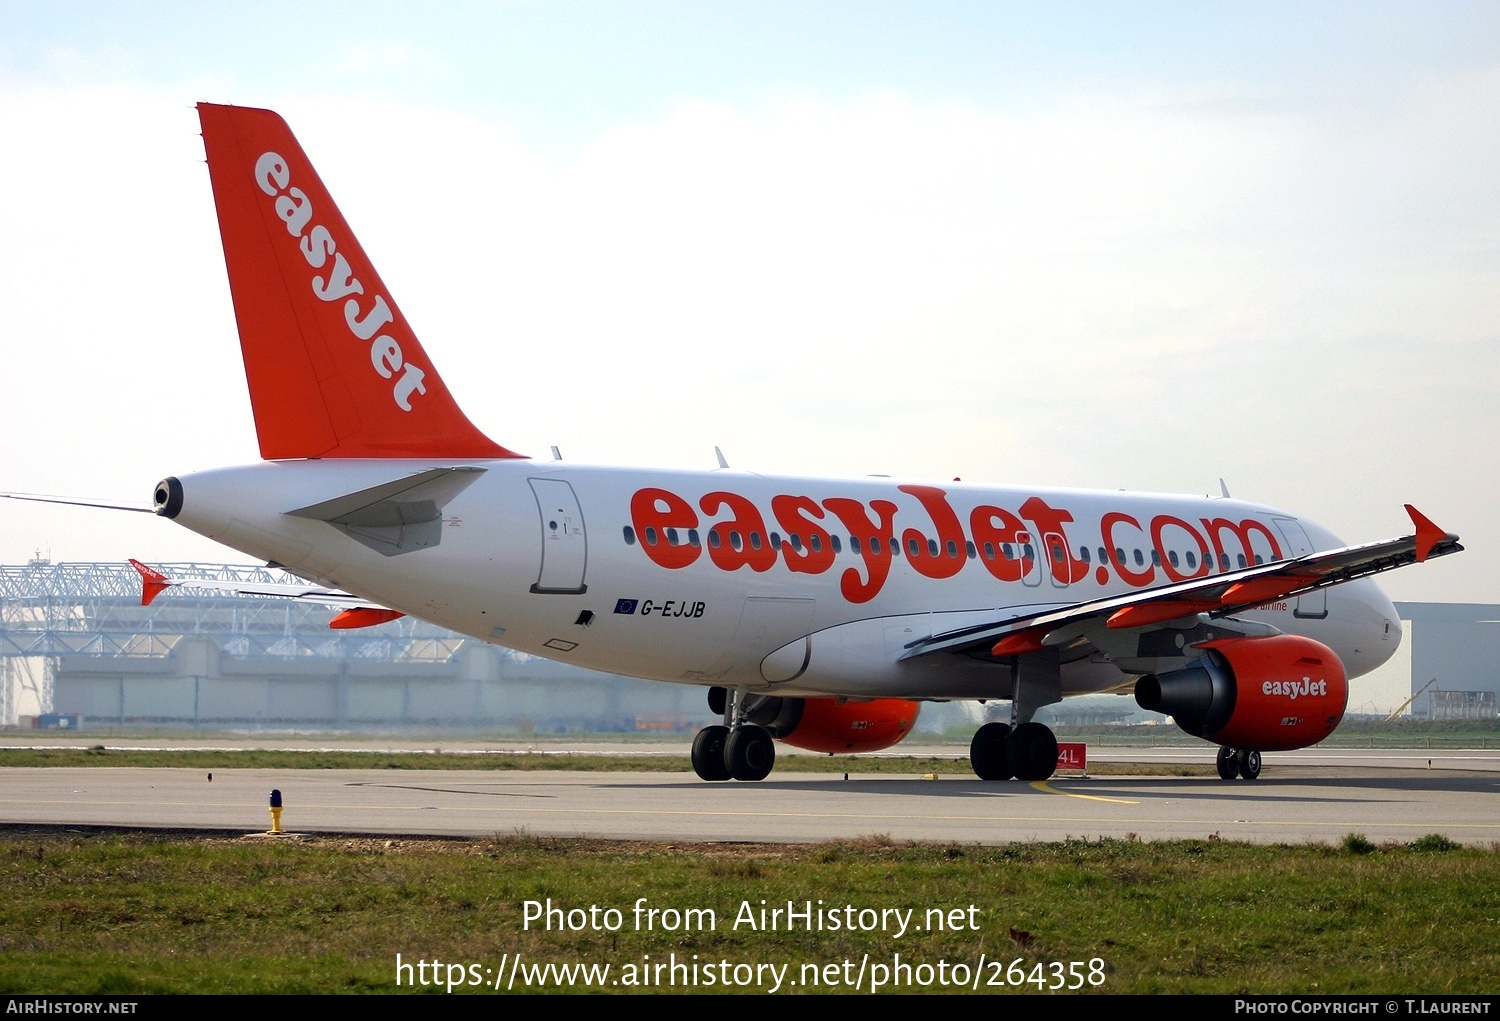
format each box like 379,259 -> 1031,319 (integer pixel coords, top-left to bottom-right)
1185,550 -> 1196,569
770,532 -> 782,549
1220,553 -> 1231,571
1168,550 -> 1179,568
689,528 -> 701,548
1133,549 -> 1144,567
946,540 -> 958,558
749,531 -> 762,550
623,526 -> 637,546
966,541 -> 977,560
730,530 -> 743,551
810,534 -> 823,553
984,542 -> 996,560
889,537 -> 900,556
666,527 -> 679,546
1080,546 -> 1091,564
1237,554 -> 1247,568
1002,543 -> 1014,561
851,536 -> 863,555
831,535 -> 843,554
645,527 -> 658,546
907,537 -> 921,557
789,534 -> 803,551
1150,549 -> 1161,567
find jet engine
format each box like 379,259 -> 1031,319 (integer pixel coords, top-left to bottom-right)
1134,635 -> 1348,751
734,694 -> 920,753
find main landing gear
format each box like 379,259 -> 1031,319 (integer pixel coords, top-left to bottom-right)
692,687 -> 777,782
1216,745 -> 1262,780
969,647 -> 1063,782
969,721 -> 1059,781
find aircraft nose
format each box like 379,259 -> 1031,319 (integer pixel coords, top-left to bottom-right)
1341,579 -> 1402,675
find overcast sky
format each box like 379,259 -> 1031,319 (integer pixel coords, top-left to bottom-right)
1,1 -> 1495,629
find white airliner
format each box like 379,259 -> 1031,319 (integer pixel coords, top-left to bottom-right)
76,104 -> 1472,783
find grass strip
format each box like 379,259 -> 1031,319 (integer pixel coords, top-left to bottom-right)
0,829 -> 1494,994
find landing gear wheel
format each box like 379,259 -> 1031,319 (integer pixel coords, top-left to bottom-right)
1237,748 -> 1262,781
691,725 -> 731,781
1216,746 -> 1239,781
969,722 -> 1013,780
725,725 -> 775,781
1008,722 -> 1059,781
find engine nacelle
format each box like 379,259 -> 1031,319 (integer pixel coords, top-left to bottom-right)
1134,635 -> 1348,751
735,694 -> 920,753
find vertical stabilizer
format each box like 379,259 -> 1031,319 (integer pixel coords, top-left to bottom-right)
198,102 -> 522,460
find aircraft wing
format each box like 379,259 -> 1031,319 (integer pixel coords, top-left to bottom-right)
129,560 -> 404,629
900,505 -> 1461,660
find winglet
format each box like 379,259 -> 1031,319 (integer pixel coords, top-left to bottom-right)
329,607 -> 406,630
129,559 -> 171,606
1405,505 -> 1451,563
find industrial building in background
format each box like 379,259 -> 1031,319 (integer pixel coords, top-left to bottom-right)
0,558 -> 710,733
1,559 -> 1495,731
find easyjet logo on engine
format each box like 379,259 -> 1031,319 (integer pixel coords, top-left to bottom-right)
253,152 -> 428,412
1262,678 -> 1329,700
628,485 -> 1283,604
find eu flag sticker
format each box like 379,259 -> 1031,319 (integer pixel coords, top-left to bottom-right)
614,598 -> 639,615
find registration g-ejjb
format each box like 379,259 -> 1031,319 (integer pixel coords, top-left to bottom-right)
615,597 -> 706,619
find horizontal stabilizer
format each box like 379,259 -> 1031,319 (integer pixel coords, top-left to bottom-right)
126,559 -> 398,629
287,466 -> 485,556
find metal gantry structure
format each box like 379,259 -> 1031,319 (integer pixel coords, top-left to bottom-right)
0,558 -> 466,726
0,558 -> 718,732
0,558 -> 465,661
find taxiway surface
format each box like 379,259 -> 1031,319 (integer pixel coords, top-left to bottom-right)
5,750 -> 1497,846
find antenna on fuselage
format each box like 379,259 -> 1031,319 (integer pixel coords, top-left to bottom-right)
1218,478 -> 1231,498
714,446 -> 729,469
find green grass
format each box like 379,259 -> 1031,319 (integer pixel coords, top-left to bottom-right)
1,830 -> 1495,994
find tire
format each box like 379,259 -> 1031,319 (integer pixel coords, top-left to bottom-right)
969,722 -> 1013,780
1008,722 -> 1059,781
1216,746 -> 1239,781
1238,748 -> 1262,781
691,725 -> 731,781
725,725 -> 776,782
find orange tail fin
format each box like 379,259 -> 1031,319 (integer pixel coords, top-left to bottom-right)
197,103 -> 522,461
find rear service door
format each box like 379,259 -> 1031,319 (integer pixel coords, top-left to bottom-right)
530,478 -> 588,594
